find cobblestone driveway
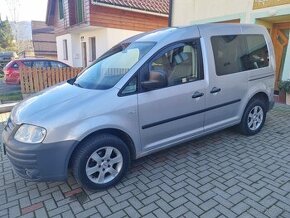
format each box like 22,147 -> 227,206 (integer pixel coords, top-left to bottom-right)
0,105 -> 290,218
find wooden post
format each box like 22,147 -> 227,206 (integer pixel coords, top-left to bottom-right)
43,68 -> 48,89
38,68 -> 44,91
47,68 -> 52,87
24,67 -> 28,94
55,69 -> 60,83
27,68 -> 34,93
19,67 -> 25,94
52,68 -> 56,86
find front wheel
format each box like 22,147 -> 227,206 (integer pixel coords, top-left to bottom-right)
71,134 -> 130,190
238,98 -> 267,136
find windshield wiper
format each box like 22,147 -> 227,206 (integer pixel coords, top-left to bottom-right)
73,82 -> 83,88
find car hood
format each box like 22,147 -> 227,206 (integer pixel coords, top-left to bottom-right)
11,82 -> 106,125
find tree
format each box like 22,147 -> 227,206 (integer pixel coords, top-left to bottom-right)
0,17 -> 16,51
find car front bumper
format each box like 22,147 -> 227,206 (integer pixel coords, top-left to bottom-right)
2,119 -> 77,181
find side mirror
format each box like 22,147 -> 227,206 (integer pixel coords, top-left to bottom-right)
141,70 -> 167,91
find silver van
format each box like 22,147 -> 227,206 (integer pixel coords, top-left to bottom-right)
2,24 -> 275,190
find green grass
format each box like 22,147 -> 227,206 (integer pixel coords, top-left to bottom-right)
0,91 -> 22,102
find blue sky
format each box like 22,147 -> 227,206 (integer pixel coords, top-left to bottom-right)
0,0 -> 48,21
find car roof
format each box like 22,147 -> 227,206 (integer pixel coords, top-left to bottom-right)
14,58 -> 69,65
135,23 -> 266,43
16,58 -> 60,61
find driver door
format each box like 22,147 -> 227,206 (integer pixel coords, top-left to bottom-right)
138,40 -> 207,151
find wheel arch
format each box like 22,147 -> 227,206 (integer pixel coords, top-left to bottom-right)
248,92 -> 270,111
67,128 -> 136,170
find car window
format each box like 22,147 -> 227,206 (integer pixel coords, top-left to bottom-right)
243,35 -> 269,70
33,60 -> 50,68
74,41 -> 155,90
22,61 -> 32,67
11,63 -> 19,69
141,41 -> 203,89
211,34 -> 269,76
50,61 -> 67,68
121,77 -> 137,95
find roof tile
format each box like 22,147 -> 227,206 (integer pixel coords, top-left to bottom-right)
94,0 -> 169,15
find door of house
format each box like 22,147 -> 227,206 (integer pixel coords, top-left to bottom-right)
82,42 -> 87,68
271,22 -> 290,91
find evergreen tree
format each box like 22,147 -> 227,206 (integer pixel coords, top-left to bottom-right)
0,17 -> 16,51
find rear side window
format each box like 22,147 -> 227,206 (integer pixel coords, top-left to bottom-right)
243,35 -> 269,70
50,61 -> 68,68
211,34 -> 269,76
22,61 -> 32,67
33,61 -> 50,68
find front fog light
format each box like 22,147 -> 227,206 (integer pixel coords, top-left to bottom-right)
14,124 -> 46,143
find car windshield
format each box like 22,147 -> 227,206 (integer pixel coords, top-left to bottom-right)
73,41 -> 155,90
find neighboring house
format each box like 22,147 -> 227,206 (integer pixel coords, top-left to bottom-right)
31,21 -> 57,60
46,0 -> 169,68
170,0 -> 290,93
11,21 -> 57,59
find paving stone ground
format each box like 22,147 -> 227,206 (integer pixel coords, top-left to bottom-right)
0,104 -> 290,218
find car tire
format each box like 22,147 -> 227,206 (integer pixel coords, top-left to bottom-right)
238,98 -> 267,136
71,134 -> 130,190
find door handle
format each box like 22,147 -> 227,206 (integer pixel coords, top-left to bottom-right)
192,91 -> 204,98
210,87 -> 221,94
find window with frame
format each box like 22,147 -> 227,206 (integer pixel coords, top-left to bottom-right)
22,61 -> 32,67
243,35 -> 269,70
33,61 -> 50,68
141,41 -> 203,89
211,34 -> 269,76
63,39 -> 68,60
89,37 -> 96,62
58,0 -> 64,19
121,76 -> 137,95
76,0 -> 84,23
50,61 -> 68,68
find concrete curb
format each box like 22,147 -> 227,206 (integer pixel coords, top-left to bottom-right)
0,102 -> 18,113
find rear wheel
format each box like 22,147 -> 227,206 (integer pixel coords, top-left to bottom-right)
71,134 -> 130,190
238,98 -> 267,136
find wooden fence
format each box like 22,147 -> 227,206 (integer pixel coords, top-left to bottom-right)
19,67 -> 83,94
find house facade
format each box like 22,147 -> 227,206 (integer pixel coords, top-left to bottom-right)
170,0 -> 290,92
31,21 -> 57,60
46,0 -> 169,67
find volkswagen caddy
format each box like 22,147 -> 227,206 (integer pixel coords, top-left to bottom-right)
2,24 -> 275,189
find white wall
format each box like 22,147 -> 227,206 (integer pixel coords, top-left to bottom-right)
79,28 -> 142,67
57,28 -> 142,67
106,28 -> 142,48
56,34 -> 82,67
71,34 -> 82,67
172,0 -> 252,26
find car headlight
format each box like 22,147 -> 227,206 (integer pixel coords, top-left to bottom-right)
14,124 -> 46,143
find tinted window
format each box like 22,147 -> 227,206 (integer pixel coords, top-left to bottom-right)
22,61 -> 32,67
33,61 -> 50,68
141,41 -> 203,89
211,34 -> 269,76
243,35 -> 269,70
50,61 -> 67,68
